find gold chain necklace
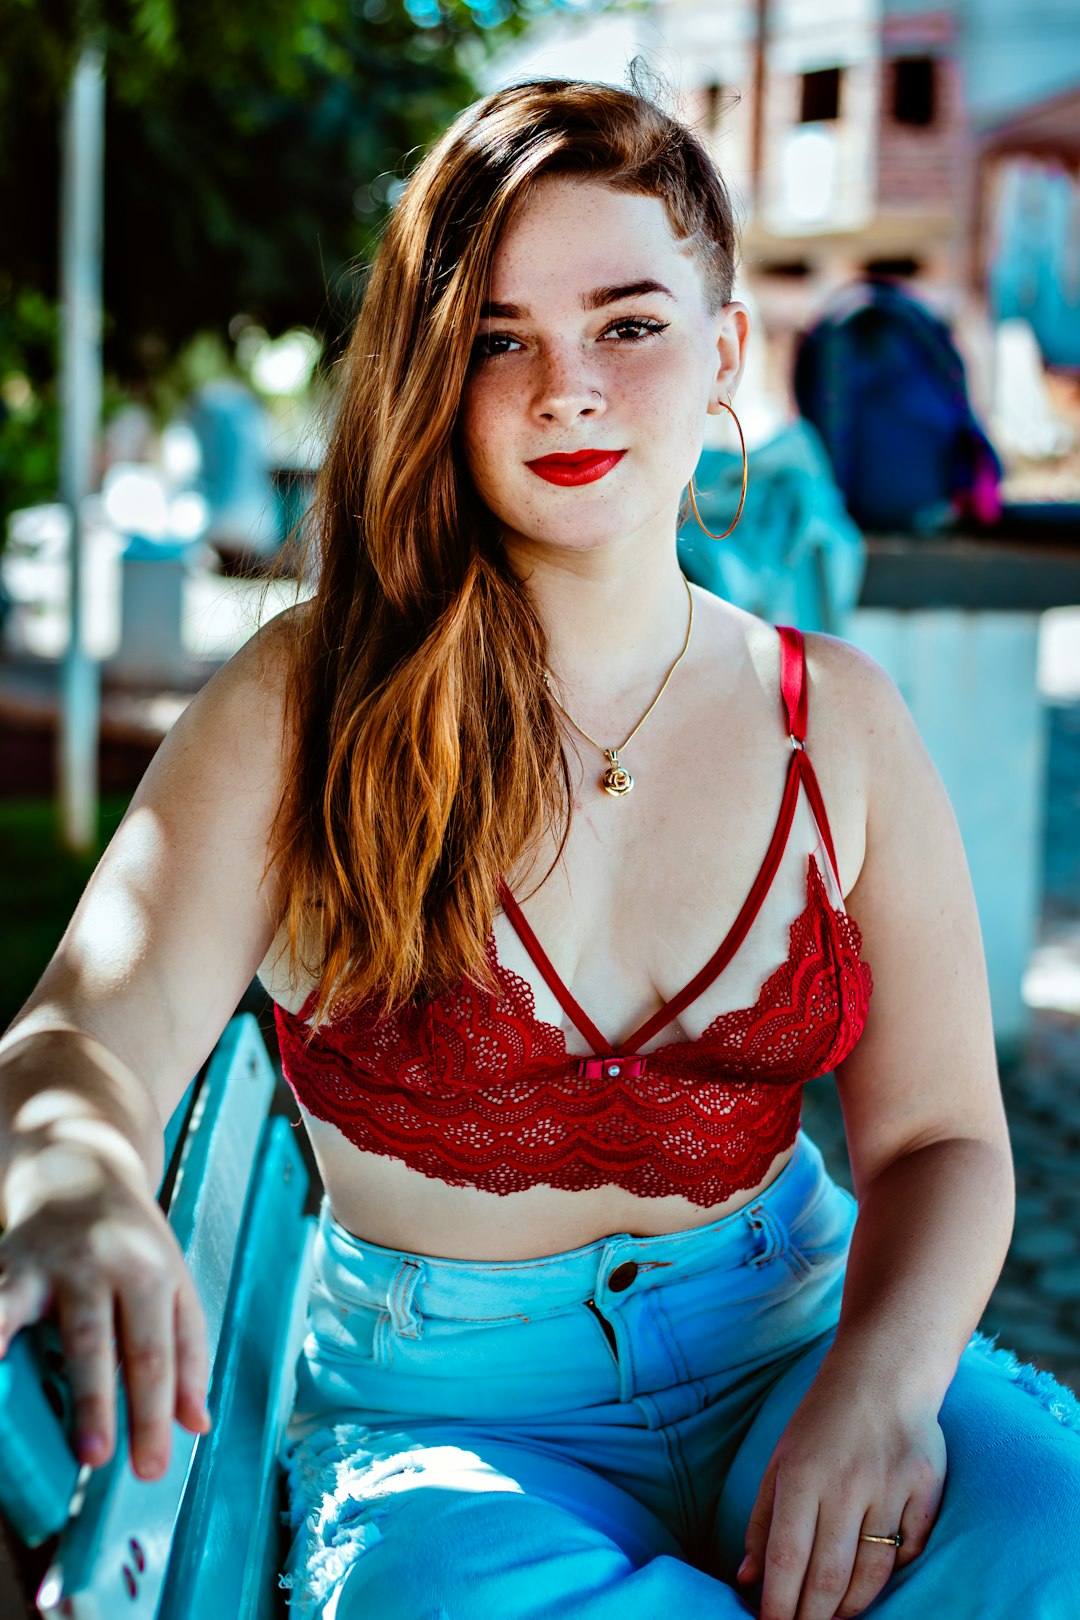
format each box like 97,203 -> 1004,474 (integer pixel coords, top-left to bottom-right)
543,574 -> 694,798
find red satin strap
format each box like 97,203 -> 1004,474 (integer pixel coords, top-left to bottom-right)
777,625 -> 808,742
624,748 -> 803,1051
796,753 -> 842,894
776,625 -> 843,893
496,879 -> 611,1052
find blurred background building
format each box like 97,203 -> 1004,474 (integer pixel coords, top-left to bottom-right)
486,0 -> 1080,433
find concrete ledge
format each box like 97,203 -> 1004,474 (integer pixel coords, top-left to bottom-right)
860,535 -> 1080,612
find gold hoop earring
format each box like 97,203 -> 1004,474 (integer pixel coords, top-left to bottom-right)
687,399 -> 748,541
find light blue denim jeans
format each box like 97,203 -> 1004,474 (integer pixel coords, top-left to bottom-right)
278,1132 -> 1080,1618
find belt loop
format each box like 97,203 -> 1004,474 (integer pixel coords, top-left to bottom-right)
745,1202 -> 785,1268
388,1258 -> 425,1339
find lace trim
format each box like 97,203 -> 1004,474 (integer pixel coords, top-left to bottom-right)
274,857 -> 872,1206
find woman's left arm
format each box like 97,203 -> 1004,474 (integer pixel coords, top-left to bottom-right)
739,634 -> 1014,1620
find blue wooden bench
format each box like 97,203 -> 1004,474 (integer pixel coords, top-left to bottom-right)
0,1013 -> 318,1619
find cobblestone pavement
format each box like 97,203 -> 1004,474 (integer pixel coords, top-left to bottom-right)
803,696 -> 1080,1395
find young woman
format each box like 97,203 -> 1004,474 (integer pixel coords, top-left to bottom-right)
1,75 -> 1078,1620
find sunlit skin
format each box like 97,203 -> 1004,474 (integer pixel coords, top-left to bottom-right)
460,176 -> 751,709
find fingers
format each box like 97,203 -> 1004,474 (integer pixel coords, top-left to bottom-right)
171,1265 -> 212,1438
0,1260 -> 53,1354
114,1259 -> 181,1481
0,1215 -> 212,1483
56,1286 -> 121,1467
833,1504 -> 906,1620
758,1493 -> 883,1620
112,1249 -> 213,1477
795,1505 -> 863,1620
893,1468 -> 943,1567
756,1472 -> 821,1620
751,1483 -> 939,1620
737,1453 -> 778,1587
833,1453 -> 943,1617
753,1483 -> 941,1620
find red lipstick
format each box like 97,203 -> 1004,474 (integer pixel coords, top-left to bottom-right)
526,449 -> 626,487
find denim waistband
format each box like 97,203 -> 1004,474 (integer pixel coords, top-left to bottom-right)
313,1131 -> 834,1319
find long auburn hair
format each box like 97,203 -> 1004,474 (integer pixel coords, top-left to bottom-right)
268,71 -> 741,1026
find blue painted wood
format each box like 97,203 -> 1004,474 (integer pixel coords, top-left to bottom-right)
160,1077 -> 197,1190
252,1222 -> 319,1620
157,1120 -> 313,1620
0,1064 -> 204,1552
32,1014 -> 279,1618
0,1332 -> 81,1550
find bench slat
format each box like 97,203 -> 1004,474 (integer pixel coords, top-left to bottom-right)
159,1118 -> 312,1620
0,1060 -> 209,1552
33,1014 -> 278,1619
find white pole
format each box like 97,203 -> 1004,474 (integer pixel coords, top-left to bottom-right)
57,40 -> 105,852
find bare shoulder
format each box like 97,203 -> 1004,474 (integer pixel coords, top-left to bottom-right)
133,599 -> 315,836
801,629 -> 903,729
1,600 -> 318,1112
788,628 -> 927,898
801,630 -> 937,799
171,598 -> 309,761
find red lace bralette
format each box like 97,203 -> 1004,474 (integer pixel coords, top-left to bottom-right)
274,625 -> 873,1206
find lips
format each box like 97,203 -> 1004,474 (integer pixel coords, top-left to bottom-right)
525,449 -> 626,487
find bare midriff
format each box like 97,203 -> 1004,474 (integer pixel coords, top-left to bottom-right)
294,1101 -> 798,1260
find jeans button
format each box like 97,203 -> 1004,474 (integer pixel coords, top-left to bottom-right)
608,1260 -> 639,1292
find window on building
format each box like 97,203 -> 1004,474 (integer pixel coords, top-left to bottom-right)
862,256 -> 923,280
892,57 -> 936,126
800,67 -> 841,124
760,259 -> 812,278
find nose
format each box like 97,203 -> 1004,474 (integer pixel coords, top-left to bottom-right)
533,348 -> 604,427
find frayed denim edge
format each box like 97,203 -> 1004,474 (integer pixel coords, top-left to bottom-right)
965,1328 -> 1080,1433
276,1421 -> 402,1620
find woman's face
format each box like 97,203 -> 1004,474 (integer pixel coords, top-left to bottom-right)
459,176 -> 748,560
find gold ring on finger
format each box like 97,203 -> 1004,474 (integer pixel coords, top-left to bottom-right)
858,1531 -> 903,1548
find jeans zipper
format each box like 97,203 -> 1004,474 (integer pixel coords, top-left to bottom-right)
583,1296 -> 619,1360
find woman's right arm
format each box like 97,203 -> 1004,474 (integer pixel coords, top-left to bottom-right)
0,606 -> 302,1481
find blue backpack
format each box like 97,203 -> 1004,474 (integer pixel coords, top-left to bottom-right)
793,278 -> 1003,534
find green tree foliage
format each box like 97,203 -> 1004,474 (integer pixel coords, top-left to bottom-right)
0,0 -> 598,532
0,292 -> 61,539
0,0 -> 578,382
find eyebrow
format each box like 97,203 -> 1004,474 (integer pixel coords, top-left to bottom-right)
478,279 -> 676,321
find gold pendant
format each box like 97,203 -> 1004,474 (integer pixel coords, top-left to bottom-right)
601,748 -> 633,797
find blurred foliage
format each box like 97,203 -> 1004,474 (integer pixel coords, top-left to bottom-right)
0,0 -> 618,540
0,282 -> 140,548
144,329 -> 244,429
0,291 -> 61,535
0,794 -> 131,1032
0,0 -> 595,383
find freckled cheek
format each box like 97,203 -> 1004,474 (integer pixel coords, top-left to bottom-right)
611,346 -> 709,422
459,385 -> 527,500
